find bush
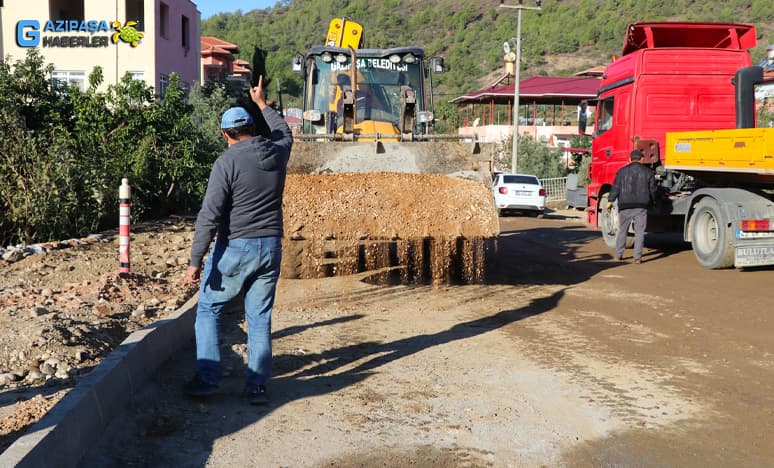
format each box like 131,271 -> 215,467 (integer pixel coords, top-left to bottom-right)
0,49 -> 226,245
569,134 -> 592,185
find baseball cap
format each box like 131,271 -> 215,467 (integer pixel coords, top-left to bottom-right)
221,107 -> 254,129
630,149 -> 644,160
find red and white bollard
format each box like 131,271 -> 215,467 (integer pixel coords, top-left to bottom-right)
119,178 -> 131,274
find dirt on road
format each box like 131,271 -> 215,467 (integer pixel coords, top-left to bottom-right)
0,172 -> 497,454
2,180 -> 774,466
81,212 -> 773,467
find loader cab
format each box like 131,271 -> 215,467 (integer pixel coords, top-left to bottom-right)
297,46 -> 430,136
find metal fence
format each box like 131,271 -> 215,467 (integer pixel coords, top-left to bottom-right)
540,177 -> 567,202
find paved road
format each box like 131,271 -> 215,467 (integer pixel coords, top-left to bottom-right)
82,211 -> 774,467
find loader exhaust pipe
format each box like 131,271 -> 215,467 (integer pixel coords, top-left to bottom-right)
345,46 -> 358,133
733,65 -> 763,129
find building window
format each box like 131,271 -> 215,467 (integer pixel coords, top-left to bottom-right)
128,71 -> 144,81
125,0 -> 145,31
49,0 -> 84,21
206,68 -> 219,83
52,70 -> 85,91
159,2 -> 169,38
181,15 -> 190,51
159,74 -> 169,97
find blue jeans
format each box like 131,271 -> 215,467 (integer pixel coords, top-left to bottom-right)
195,236 -> 282,391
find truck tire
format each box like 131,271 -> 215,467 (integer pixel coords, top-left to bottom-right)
690,198 -> 734,269
599,193 -> 634,249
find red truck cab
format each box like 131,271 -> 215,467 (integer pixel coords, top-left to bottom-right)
587,22 -> 756,234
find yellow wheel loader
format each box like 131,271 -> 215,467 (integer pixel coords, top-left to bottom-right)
283,19 -> 499,284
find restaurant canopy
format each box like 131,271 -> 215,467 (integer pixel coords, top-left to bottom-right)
450,74 -> 601,127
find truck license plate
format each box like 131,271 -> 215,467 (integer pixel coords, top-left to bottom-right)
734,245 -> 774,267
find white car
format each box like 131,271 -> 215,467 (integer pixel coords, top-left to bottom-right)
492,173 -> 546,217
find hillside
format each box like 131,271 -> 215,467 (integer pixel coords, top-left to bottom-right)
202,0 -> 774,107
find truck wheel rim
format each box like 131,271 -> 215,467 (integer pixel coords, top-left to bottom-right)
697,211 -> 718,253
602,208 -> 617,237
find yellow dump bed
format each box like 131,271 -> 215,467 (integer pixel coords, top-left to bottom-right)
665,128 -> 774,175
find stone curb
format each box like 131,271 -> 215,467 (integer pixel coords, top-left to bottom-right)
0,294 -> 199,468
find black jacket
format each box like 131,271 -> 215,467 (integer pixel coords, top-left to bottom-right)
609,161 -> 657,210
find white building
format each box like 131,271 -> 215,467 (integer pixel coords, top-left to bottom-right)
0,0 -> 200,94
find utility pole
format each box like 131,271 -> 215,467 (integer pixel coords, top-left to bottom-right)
0,1 -> 5,62
276,77 -> 284,117
499,1 -> 542,173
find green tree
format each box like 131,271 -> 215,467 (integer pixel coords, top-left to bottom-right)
0,112 -> 85,244
0,50 -> 87,244
189,82 -> 231,154
0,50 -> 228,245
499,135 -> 566,179
568,134 -> 592,185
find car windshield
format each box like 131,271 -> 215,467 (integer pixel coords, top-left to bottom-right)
502,175 -> 539,185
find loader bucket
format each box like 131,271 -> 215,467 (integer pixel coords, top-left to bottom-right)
288,140 -> 495,184
281,140 -> 501,284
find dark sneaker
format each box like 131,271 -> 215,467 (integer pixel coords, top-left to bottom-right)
183,375 -> 219,397
242,385 -> 269,405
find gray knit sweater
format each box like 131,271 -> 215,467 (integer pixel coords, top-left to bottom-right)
189,106 -> 293,268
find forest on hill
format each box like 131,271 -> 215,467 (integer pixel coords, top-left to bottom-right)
202,0 -> 774,106
2,1 -> 773,246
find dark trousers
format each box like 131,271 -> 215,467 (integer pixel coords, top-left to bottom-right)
616,207 -> 647,260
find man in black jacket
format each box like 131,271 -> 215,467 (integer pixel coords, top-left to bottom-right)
606,149 -> 658,263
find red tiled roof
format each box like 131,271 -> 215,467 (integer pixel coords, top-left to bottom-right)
233,59 -> 251,73
201,45 -> 232,56
450,76 -> 600,103
201,36 -> 239,52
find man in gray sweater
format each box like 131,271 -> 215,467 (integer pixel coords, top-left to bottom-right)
183,76 -> 292,405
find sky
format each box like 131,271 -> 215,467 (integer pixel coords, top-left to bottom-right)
197,0 -> 278,20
